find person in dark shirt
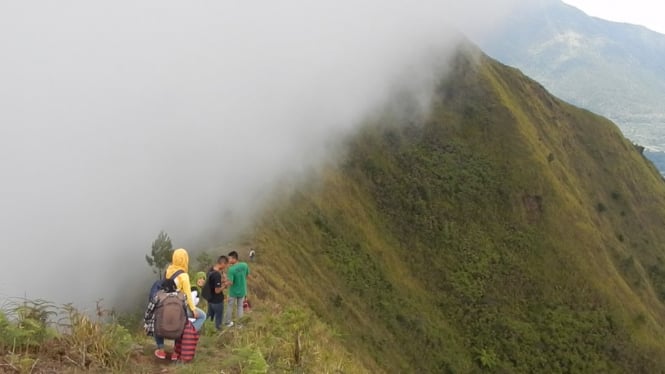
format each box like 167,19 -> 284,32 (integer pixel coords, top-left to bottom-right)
207,255 -> 228,330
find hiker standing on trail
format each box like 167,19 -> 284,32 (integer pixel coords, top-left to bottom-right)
206,255 -> 229,330
165,249 -> 206,331
149,248 -> 206,361
223,250 -> 250,327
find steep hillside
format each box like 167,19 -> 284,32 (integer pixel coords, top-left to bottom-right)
478,0 -> 665,172
249,44 -> 665,372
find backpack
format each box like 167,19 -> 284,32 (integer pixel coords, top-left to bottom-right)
154,270 -> 187,340
160,270 -> 183,293
200,271 -> 214,302
148,270 -> 184,301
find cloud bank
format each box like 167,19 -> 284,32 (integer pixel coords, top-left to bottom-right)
0,0 -> 520,308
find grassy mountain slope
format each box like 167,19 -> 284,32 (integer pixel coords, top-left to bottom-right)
249,44 -> 665,372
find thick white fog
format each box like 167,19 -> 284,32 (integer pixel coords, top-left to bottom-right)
0,1 -> 519,309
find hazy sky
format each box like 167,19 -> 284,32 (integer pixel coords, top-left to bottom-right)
563,0 -> 665,34
0,0 -> 522,310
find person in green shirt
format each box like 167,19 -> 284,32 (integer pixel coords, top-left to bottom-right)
223,250 -> 250,327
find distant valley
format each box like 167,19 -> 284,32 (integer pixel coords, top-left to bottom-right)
646,149 -> 665,173
479,0 -> 665,173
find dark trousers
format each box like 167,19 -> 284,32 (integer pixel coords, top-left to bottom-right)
207,301 -> 224,330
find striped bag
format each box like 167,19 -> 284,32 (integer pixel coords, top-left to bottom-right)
174,320 -> 200,362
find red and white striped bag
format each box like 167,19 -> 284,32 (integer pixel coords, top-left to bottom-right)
174,320 -> 200,362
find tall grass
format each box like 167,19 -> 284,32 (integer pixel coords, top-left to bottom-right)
0,299 -> 134,373
174,287 -> 370,373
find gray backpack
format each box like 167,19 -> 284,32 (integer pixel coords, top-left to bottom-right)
154,272 -> 187,340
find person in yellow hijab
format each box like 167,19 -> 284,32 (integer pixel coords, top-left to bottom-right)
165,248 -> 206,332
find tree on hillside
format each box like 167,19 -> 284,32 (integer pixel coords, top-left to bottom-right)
145,231 -> 173,279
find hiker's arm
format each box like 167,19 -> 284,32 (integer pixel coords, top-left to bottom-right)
214,273 -> 224,294
214,282 -> 223,294
179,274 -> 198,314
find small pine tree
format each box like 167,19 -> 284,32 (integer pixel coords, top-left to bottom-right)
145,231 -> 173,279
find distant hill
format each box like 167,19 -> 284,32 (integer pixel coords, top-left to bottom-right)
479,0 -> 665,172
249,43 -> 665,372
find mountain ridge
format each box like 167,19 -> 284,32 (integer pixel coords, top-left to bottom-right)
247,43 -> 665,372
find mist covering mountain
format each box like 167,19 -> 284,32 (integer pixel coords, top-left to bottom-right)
0,0 -> 521,308
479,0 -> 665,172
248,44 -> 665,371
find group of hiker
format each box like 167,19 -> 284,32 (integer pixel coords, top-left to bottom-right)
143,247 -> 251,362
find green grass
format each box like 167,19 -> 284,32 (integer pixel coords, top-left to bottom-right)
174,296 -> 371,373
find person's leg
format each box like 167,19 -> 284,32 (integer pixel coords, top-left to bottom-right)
207,302 -> 215,321
224,297 -> 236,325
226,296 -> 242,326
210,302 -> 223,330
155,335 -> 164,348
154,335 -> 166,359
219,300 -> 225,328
192,307 -> 206,332
236,296 -> 245,321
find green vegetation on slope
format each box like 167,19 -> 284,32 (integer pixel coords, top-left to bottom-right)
251,45 -> 665,372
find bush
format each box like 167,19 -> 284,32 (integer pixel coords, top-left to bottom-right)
476,348 -> 498,369
59,303 -> 133,370
0,299 -> 134,372
0,299 -> 57,354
